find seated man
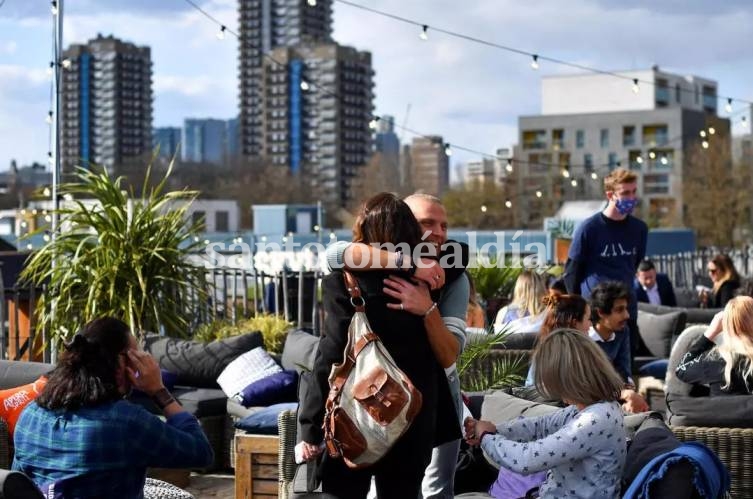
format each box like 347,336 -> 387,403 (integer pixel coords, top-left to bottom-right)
590,281 -> 650,413
634,259 -> 677,307
13,317 -> 213,497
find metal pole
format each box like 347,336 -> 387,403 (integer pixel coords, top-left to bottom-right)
50,0 -> 64,364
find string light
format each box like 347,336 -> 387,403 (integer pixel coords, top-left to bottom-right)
535,191 -> 542,198
702,140 -> 709,149
61,58 -> 71,69
660,156 -> 669,165
47,152 -> 53,165
632,78 -> 640,94
505,200 -> 512,208
708,127 -> 715,135
530,54 -> 539,70
307,0 -> 317,5
300,80 -> 310,91
45,111 -> 53,124
50,1 -> 58,15
725,98 -> 733,113
419,25 -> 429,41
368,117 -> 379,130
570,179 -> 578,187
217,25 -> 227,40
636,156 -> 644,164
699,130 -> 706,138
743,116 -> 749,129
505,159 -> 513,172
444,143 -> 452,156
648,151 -> 656,159
591,172 -> 598,180
46,61 -> 54,77
561,169 -> 570,178
480,205 -> 487,213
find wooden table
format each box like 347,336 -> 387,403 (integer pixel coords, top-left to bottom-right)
234,433 -> 279,499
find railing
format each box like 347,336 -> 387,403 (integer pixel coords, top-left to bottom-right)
649,247 -> 753,290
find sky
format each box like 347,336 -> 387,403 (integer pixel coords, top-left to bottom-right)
0,0 -> 751,180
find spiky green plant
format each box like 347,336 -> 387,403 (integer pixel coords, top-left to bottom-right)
458,325 -> 527,391
21,162 -> 206,344
466,261 -> 523,302
192,314 -> 293,354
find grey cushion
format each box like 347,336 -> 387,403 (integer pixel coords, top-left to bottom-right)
281,329 -> 320,373
480,390 -> 558,423
144,332 -> 264,389
637,302 -> 720,326
666,393 -> 753,427
226,398 -> 264,420
636,310 -> 687,358
665,325 -> 707,396
0,361 -> 53,389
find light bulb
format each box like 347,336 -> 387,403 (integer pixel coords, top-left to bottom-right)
419,25 -> 429,41
61,58 -> 72,69
51,1 -> 58,15
444,144 -> 452,156
46,62 -> 54,77
743,116 -> 748,129
480,205 -> 487,213
699,130 -> 706,138
591,172 -> 598,180
725,98 -> 733,113
43,187 -> 51,197
561,169 -> 570,178
649,151 -> 656,159
530,55 -> 539,70
368,119 -> 378,130
300,80 -> 310,91
505,200 -> 512,209
307,0 -> 317,5
708,127 -> 715,135
535,191 -> 542,198
217,26 -> 226,40
636,156 -> 644,164
571,179 -> 578,187
45,111 -> 53,124
632,78 -> 639,94
702,140 -> 709,149
329,233 -> 336,240
505,162 -> 513,173
47,152 -> 54,165
660,156 -> 668,165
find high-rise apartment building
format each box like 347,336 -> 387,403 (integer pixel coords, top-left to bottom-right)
465,148 -> 511,187
515,67 -> 729,228
60,34 -> 152,173
260,43 -> 374,206
409,136 -> 450,197
153,127 -> 181,160
238,0 -> 333,157
375,115 -> 400,169
182,119 -> 227,164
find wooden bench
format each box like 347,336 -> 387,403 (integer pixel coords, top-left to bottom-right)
234,433 -> 279,499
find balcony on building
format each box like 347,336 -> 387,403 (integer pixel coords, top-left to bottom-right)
523,130 -> 547,150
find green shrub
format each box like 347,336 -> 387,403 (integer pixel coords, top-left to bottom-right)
193,314 -> 293,354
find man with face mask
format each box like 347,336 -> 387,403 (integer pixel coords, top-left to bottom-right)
564,168 -> 647,358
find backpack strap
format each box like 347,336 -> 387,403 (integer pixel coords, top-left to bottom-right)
343,271 -> 365,312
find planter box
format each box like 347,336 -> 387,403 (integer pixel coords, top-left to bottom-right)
234,433 -> 279,499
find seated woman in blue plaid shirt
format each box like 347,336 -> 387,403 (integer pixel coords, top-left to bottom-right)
12,317 -> 214,498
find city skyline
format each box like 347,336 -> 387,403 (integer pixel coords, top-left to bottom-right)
1,0 -> 751,178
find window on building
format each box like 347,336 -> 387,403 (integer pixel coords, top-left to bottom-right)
522,130 -> 547,149
576,130 -> 585,149
215,211 -> 229,233
642,125 -> 668,146
608,153 -> 618,169
584,153 -> 594,171
600,129 -> 609,148
623,126 -> 636,147
655,78 -> 669,106
676,83 -> 681,103
192,211 -> 206,231
552,129 -> 564,150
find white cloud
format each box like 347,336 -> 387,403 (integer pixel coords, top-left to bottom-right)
0,41 -> 18,55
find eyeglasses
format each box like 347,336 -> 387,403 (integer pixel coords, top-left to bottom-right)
708,267 -> 718,274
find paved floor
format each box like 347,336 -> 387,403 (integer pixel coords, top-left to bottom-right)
185,472 -> 235,498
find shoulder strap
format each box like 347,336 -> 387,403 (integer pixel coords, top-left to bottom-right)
343,271 -> 365,312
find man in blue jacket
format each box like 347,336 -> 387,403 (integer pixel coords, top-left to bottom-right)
634,258 -> 677,307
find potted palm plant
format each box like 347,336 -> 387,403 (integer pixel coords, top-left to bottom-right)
21,161 -> 207,351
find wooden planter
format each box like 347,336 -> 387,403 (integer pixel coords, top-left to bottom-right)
554,238 -> 572,265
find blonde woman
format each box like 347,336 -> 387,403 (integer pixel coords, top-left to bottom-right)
676,296 -> 753,394
701,254 -> 741,309
464,329 -> 626,499
493,270 -> 546,333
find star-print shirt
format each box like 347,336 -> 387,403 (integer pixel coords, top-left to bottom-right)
481,401 -> 626,499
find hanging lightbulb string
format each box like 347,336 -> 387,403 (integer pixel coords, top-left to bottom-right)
332,0 -> 753,108
180,0 -> 750,189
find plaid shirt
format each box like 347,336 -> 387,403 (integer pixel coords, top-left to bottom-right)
12,400 -> 213,498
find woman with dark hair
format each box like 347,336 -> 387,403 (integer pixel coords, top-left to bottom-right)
701,254 -> 741,309
13,317 -> 213,497
298,192 -> 461,498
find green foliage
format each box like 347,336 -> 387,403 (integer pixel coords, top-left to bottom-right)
548,219 -> 576,240
458,325 -> 526,391
193,314 -> 293,354
466,258 -> 523,301
21,161 -> 206,343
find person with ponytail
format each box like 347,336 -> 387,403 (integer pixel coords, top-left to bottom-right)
524,292 -> 591,386
12,317 -> 213,498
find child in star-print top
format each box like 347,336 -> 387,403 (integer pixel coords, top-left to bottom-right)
465,328 -> 627,499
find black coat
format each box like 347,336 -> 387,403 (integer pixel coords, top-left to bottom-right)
633,273 -> 677,307
709,280 -> 740,309
298,269 -> 460,467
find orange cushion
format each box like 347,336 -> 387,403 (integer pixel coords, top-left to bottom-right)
0,377 -> 47,438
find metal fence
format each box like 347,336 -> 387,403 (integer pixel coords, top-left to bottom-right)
5,247 -> 753,361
